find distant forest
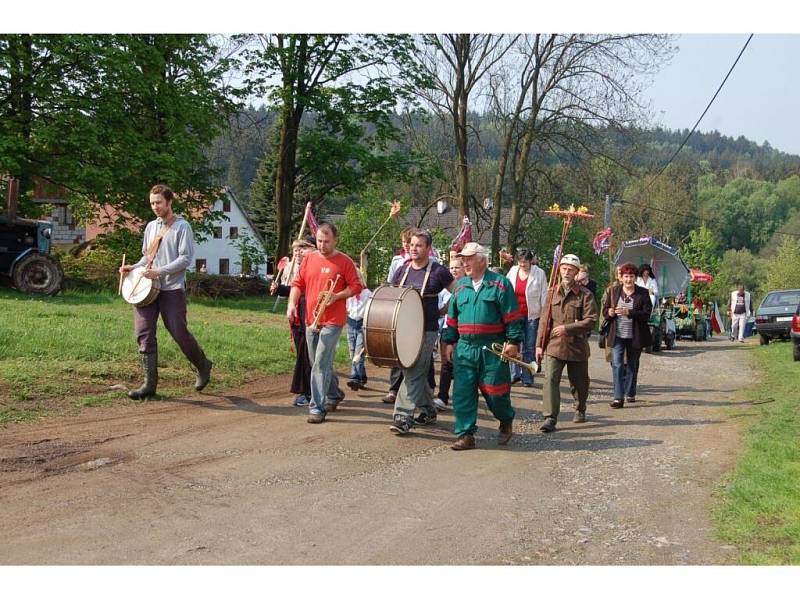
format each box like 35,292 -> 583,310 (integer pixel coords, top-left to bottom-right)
209,105 -> 800,208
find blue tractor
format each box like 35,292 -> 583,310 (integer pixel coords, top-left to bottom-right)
1,178 -> 63,295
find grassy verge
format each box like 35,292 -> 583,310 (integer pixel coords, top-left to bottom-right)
714,341 -> 800,564
0,288 -> 349,424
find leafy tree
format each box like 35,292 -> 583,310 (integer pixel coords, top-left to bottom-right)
0,34 -> 239,229
239,34 -> 429,263
681,224 -> 722,274
763,236 -> 800,293
708,248 -> 766,306
335,193 -> 405,288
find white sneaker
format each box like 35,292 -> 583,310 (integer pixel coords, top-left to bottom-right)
434,397 -> 449,411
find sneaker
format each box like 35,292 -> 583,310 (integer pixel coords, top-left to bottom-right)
346,379 -> 360,391
383,391 -> 397,404
609,399 -> 624,409
625,397 -> 636,404
389,416 -> 413,435
359,379 -> 368,389
434,397 -> 449,411
414,411 -> 437,426
539,417 -> 557,433
573,411 -> 586,423
307,411 -> 325,424
293,394 -> 309,407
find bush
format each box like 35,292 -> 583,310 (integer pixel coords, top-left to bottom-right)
58,246 -> 120,291
185,273 -> 269,299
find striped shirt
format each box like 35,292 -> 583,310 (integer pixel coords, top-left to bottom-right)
616,294 -> 634,339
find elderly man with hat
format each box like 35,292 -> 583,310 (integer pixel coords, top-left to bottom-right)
535,253 -> 598,432
442,242 -> 525,450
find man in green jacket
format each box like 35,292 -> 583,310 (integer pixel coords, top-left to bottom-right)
443,242 -> 525,450
535,253 -> 598,432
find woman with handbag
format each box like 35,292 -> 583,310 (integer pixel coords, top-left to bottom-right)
602,263 -> 652,408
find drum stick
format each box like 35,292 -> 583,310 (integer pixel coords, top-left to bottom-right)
118,253 -> 126,295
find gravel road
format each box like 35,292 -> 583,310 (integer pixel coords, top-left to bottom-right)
0,336 -> 751,565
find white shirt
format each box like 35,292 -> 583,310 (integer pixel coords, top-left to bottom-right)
636,275 -> 658,306
346,288 -> 372,321
438,288 -> 452,330
471,277 -> 484,292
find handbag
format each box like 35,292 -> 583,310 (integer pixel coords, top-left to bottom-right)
598,318 -> 610,348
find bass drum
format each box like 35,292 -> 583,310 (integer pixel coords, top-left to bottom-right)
121,266 -> 161,307
363,284 -> 424,369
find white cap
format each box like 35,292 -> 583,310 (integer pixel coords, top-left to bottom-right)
560,253 -> 581,269
457,242 -> 489,257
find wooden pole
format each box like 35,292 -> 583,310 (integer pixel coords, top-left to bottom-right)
117,253 -> 126,295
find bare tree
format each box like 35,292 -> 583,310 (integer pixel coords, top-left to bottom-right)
483,34 -> 674,255
414,34 -> 518,219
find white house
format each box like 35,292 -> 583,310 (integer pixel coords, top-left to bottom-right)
191,188 -> 268,277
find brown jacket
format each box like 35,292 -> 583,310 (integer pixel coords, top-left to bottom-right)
537,283 -> 598,361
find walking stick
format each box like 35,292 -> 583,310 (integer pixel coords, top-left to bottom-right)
272,202 -> 313,312
538,204 -> 595,354
118,253 -> 126,295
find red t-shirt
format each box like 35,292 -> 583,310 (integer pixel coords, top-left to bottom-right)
292,250 -> 363,327
514,274 -> 528,317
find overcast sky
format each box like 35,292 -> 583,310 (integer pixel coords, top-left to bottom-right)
640,34 -> 799,155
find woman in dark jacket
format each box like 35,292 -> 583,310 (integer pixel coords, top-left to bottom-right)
602,262 -> 653,408
270,237 -> 316,406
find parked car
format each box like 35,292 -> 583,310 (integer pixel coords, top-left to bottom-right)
754,289 -> 800,345
791,303 -> 800,361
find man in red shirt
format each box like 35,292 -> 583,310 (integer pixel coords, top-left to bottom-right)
288,223 -> 363,423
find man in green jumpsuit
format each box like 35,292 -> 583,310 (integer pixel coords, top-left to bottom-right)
443,242 -> 525,450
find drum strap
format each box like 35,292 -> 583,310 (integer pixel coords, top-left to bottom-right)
400,260 -> 433,297
144,219 -> 174,268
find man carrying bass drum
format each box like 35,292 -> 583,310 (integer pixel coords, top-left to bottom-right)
118,184 -> 213,400
388,228 -> 455,435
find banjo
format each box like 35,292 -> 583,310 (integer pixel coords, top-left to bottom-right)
120,219 -> 173,307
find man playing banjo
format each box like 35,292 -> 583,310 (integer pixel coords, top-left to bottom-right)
388,228 -> 454,435
119,184 -> 213,399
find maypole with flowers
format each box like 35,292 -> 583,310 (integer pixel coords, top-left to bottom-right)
539,203 -> 595,353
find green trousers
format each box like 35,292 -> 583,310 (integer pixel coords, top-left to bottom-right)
541,355 -> 590,421
452,340 -> 514,437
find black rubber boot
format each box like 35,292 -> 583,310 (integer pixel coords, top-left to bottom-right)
128,352 -> 158,399
191,350 -> 213,391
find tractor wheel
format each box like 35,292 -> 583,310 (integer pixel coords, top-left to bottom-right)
759,334 -> 770,346
794,344 -> 800,362
12,253 -> 63,295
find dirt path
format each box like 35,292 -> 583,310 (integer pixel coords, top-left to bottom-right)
0,336 -> 752,565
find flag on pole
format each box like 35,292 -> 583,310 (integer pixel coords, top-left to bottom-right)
592,227 -> 613,254
552,244 -> 562,267
711,301 -> 725,334
451,216 -> 473,252
306,204 -> 319,236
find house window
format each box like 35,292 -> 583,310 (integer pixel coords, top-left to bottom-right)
213,226 -> 222,239
222,198 -> 231,212
195,259 -> 207,273
219,258 -> 229,275
229,227 -> 239,239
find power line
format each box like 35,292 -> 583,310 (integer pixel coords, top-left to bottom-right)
641,34 -> 754,194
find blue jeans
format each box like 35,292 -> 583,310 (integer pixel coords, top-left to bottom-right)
511,318 -> 539,385
306,325 -> 343,415
347,317 -> 367,383
611,337 -> 641,400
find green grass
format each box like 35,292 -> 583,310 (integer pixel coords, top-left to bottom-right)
0,288 -> 349,423
714,340 -> 800,564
